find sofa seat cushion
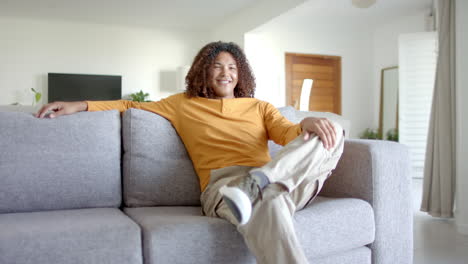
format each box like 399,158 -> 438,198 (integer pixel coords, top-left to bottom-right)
314,247 -> 371,264
125,206 -> 254,264
295,197 -> 375,258
0,208 -> 142,264
124,196 -> 374,264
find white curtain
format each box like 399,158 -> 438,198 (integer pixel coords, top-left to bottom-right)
421,0 -> 456,218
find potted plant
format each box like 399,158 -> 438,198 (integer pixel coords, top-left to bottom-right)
31,88 -> 42,106
129,90 -> 150,102
359,128 -> 381,140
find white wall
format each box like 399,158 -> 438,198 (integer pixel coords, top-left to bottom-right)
245,23 -> 375,139
0,16 -> 209,105
244,8 -> 430,139
455,0 -> 468,234
372,11 -> 428,125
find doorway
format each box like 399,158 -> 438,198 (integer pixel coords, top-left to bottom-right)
285,53 -> 341,114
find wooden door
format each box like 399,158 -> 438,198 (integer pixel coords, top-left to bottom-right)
285,53 -> 341,114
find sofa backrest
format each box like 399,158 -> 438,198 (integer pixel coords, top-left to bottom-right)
0,111 -> 122,214
122,109 -> 201,207
122,107 -> 350,207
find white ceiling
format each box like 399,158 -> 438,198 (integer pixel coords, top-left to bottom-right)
299,0 -> 433,25
0,0 -> 259,30
253,0 -> 433,32
0,0 -> 433,31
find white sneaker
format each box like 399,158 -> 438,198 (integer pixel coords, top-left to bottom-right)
219,175 -> 262,225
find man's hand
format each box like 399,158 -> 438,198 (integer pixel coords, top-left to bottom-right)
300,117 -> 337,150
35,101 -> 88,119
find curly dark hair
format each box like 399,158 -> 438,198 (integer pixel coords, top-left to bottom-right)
185,41 -> 255,98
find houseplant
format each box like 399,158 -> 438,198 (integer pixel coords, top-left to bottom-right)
129,90 -> 150,102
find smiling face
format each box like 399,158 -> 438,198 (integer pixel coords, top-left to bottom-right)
208,51 -> 238,99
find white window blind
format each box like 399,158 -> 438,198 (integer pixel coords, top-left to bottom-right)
398,32 -> 438,178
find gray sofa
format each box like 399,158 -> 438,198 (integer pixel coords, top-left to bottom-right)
0,107 -> 413,264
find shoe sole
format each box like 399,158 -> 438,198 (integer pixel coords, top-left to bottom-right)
219,186 -> 252,225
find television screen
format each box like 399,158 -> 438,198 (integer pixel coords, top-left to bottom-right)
48,73 -> 122,102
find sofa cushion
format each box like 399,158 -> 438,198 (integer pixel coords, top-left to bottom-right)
0,111 -> 122,213
0,208 -> 142,264
125,206 -> 254,264
122,109 -> 201,207
314,247 -> 371,264
295,197 -> 374,258
124,196 -> 374,264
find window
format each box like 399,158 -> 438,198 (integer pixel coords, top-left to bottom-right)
398,32 -> 438,178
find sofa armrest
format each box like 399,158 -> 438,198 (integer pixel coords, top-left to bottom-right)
321,139 -> 413,264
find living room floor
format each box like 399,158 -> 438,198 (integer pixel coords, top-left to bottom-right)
412,178 -> 468,264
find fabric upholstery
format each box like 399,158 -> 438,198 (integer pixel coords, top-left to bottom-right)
0,208 -> 142,264
125,206 -> 253,264
122,108 -> 201,207
0,111 -> 122,213
124,196 -> 374,264
0,105 -> 412,264
321,139 -> 413,264
295,197 -> 374,258
314,247 -> 371,264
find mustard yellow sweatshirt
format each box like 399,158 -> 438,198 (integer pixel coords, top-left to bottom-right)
87,93 -> 301,191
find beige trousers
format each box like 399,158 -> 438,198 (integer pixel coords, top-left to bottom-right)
200,123 -> 344,264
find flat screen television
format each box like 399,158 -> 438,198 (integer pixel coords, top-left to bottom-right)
48,73 -> 122,102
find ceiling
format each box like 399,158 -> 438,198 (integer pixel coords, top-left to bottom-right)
0,0 -> 433,31
299,0 -> 433,25
0,0 -> 259,30
253,0 -> 433,32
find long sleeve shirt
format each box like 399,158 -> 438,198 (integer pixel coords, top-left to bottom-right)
87,93 -> 302,191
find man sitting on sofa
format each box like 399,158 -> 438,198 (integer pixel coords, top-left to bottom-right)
36,41 -> 344,264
